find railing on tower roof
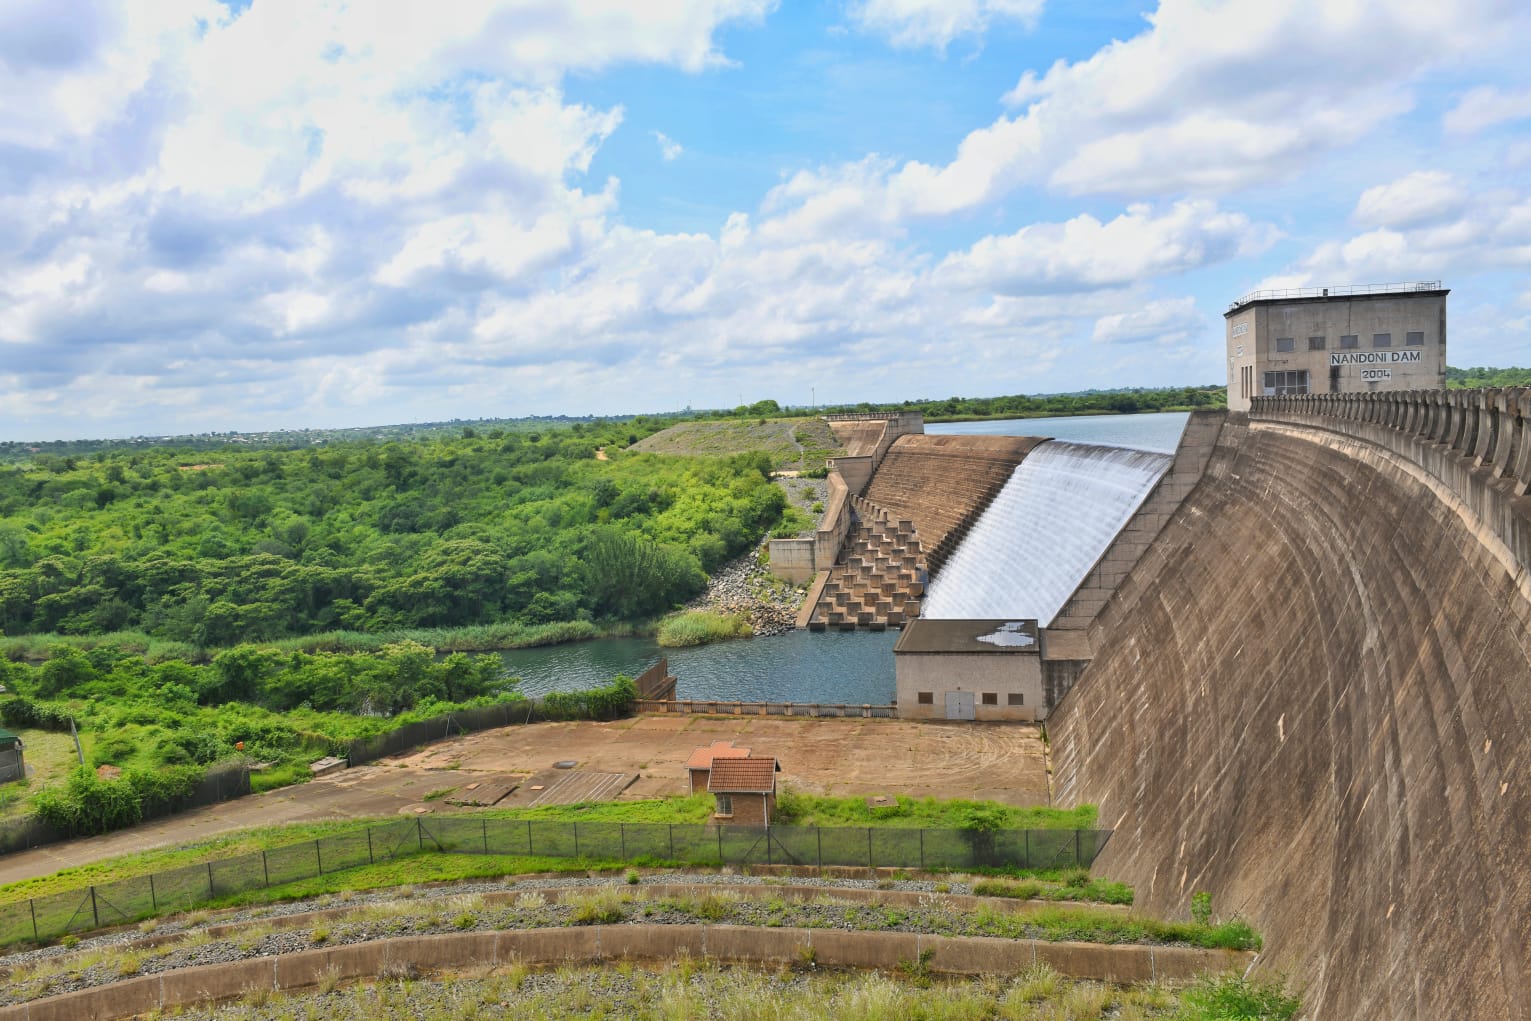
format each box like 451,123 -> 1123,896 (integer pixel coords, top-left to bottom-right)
1228,281 -> 1443,312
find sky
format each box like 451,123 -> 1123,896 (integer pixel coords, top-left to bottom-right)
3,0 -> 1531,440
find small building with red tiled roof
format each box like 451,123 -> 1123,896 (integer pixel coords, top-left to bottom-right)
685,740 -> 751,796
706,755 -> 780,826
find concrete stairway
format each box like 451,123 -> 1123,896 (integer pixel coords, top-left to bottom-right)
811,496 -> 926,630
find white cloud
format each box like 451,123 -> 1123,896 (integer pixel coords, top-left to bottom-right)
654,131 -> 684,161
1091,297 -> 1201,345
1353,171 -> 1468,230
1444,85 -> 1531,135
850,0 -> 1044,52
1264,180 -> 1531,287
781,0 -> 1531,226
935,200 -> 1278,294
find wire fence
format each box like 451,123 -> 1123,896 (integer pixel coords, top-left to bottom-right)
0,764 -> 251,856
0,817 -> 1111,946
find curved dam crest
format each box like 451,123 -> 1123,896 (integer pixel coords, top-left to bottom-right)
923,441 -> 1172,625
1048,414 -> 1531,1020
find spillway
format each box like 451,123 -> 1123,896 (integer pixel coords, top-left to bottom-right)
920,440 -> 1171,624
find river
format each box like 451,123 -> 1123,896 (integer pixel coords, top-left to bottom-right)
498,411 -> 1190,701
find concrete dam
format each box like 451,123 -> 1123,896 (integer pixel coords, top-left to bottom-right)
1049,391 -> 1531,1019
779,393 -> 1530,1016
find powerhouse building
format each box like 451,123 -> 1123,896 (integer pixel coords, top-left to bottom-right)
1224,282 -> 1448,412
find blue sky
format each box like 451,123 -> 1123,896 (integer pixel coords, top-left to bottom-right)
2,0 -> 1530,440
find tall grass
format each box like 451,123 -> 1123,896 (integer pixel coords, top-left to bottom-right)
655,610 -> 752,648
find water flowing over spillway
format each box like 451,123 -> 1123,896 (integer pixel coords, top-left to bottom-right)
921,440 -> 1172,625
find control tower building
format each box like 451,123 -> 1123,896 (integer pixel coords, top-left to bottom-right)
1225,282 -> 1448,412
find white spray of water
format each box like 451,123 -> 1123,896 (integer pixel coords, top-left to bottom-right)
921,440 -> 1172,625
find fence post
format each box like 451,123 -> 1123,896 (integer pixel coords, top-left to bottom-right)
817,828 -> 822,869
90,886 -> 100,929
417,817 -> 424,853
29,898 -> 38,942
482,818 -> 489,855
262,850 -> 270,888
526,819 -> 533,856
867,828 -> 873,869
619,823 -> 626,859
367,828 -> 374,865
573,822 -> 580,858
206,862 -> 215,901
315,839 -> 323,876
149,874 -> 157,914
919,829 -> 924,871
716,827 -> 723,864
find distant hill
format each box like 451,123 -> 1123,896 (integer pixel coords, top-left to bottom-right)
629,417 -> 844,471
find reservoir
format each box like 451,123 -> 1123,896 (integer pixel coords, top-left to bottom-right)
497,628 -> 897,702
501,412 -> 1190,702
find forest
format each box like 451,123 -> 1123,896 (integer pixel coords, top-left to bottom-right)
0,419 -> 784,644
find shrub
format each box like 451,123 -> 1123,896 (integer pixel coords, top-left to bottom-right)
1191,890 -> 1213,925
1179,974 -> 1300,1020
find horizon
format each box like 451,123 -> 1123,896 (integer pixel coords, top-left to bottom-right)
3,1 -> 1530,441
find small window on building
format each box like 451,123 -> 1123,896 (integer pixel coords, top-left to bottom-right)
1262,370 -> 1310,396
714,794 -> 733,817
1372,333 -> 1392,347
1275,336 -> 1295,353
1007,693 -> 1025,706
1308,336 -> 1326,351
1330,365 -> 1342,393
1341,334 -> 1359,349
917,691 -> 933,705
981,692 -> 998,705
1406,331 -> 1424,346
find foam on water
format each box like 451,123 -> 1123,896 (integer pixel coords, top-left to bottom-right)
921,440 -> 1172,625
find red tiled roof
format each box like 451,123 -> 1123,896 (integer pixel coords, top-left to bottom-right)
685,740 -> 751,770
707,756 -> 778,794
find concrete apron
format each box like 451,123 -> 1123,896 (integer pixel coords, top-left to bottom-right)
4,925 -> 1251,1021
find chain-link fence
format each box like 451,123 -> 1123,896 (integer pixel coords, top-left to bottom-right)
0,763 -> 251,856
0,818 -> 1111,946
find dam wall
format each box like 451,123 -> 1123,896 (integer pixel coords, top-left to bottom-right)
1048,399 -> 1531,1019
770,413 -> 923,583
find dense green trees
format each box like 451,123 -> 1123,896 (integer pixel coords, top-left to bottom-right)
0,421 -> 785,644
1445,366 -> 1531,388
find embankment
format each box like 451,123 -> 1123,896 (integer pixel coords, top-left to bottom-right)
1049,416 -> 1531,1019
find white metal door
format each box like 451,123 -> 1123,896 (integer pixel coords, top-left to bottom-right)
945,691 -> 975,721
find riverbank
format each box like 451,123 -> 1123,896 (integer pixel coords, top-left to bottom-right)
672,541 -> 804,641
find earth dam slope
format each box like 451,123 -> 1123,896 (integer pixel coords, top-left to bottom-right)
1049,419 -> 1531,1020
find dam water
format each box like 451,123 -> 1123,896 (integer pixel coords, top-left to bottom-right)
494,628 -> 897,702
921,440 -> 1173,624
496,413 -> 1187,701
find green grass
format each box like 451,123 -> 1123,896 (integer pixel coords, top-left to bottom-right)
129,965 -> 1298,1020
0,729 -> 87,820
973,875 -> 1134,906
654,610 -> 753,648
774,792 -> 1098,830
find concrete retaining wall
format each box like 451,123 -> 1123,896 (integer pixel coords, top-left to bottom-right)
1048,411 -> 1531,1020
0,924 -> 1251,1020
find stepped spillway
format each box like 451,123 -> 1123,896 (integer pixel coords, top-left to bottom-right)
921,440 -> 1172,624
